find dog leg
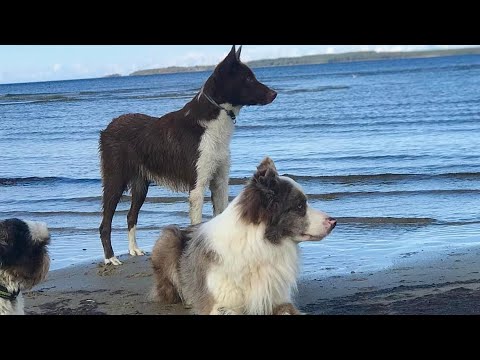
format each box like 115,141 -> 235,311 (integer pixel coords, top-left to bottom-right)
127,180 -> 149,256
100,176 -> 126,266
210,306 -> 240,315
210,160 -> 230,216
272,303 -> 302,315
189,186 -> 206,225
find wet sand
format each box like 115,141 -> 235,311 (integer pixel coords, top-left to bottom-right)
24,249 -> 480,315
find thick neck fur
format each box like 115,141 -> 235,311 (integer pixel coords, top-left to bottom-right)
200,196 -> 299,315
0,271 -> 24,315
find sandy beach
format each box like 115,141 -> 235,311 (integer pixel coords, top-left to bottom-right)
23,248 -> 480,315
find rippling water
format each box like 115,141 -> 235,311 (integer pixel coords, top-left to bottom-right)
1,54 -> 479,275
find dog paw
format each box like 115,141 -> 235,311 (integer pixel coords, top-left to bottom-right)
104,257 -> 122,266
217,307 -> 238,315
129,247 -> 145,256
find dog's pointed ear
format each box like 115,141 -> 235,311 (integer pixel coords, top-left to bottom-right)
236,45 -> 242,61
253,157 -> 279,193
256,157 -> 278,175
227,45 -> 237,61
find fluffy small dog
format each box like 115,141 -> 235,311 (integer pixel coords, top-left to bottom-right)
151,157 -> 337,315
0,218 -> 51,315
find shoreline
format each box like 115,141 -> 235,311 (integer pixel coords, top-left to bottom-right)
24,247 -> 480,315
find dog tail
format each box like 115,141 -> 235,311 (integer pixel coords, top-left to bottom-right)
150,225 -> 185,304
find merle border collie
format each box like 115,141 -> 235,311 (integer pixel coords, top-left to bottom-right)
99,46 -> 277,265
0,219 -> 51,315
151,157 -> 337,315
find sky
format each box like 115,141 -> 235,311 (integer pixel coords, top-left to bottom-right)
0,45 -> 478,84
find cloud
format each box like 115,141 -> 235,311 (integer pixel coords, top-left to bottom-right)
326,47 -> 335,54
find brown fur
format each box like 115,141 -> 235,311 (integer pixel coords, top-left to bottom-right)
272,303 -> 301,315
150,226 -> 186,304
151,224 -> 218,314
238,157 -> 309,244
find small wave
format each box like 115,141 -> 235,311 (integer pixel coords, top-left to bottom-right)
283,85 -> 350,94
119,91 -> 197,101
47,225 -> 165,234
346,63 -> 480,78
438,220 -> 480,226
339,217 -> 436,226
271,61 -> 480,82
307,189 -> 480,200
48,222 -> 199,236
0,209 -> 158,217
236,117 -> 480,132
3,172 -> 480,189
0,93 -> 79,104
281,172 -> 480,184
78,87 -> 154,96
0,176 -> 100,186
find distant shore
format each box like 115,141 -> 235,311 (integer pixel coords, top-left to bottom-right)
129,47 -> 480,77
24,247 -> 480,315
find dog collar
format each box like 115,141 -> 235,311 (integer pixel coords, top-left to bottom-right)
200,88 -> 237,124
0,284 -> 20,301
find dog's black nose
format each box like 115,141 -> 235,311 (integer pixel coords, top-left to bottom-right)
328,217 -> 337,229
269,90 -> 277,102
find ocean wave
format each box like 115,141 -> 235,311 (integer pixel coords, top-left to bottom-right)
118,91 -> 198,101
275,62 -> 480,81
0,176 -> 100,186
2,172 -> 480,188
47,225 -> 166,234
78,87 -> 153,95
282,172 -> 480,184
339,217 -> 480,227
3,211 -> 480,229
0,93 -> 79,105
0,87 -> 189,105
0,209 -> 160,217
283,85 -> 350,94
236,117 -> 480,132
308,189 -> 480,200
7,188 -> 479,207
339,216 -> 436,225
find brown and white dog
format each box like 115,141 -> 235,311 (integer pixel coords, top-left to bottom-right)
99,45 -> 277,265
0,219 -> 51,315
151,157 -> 337,315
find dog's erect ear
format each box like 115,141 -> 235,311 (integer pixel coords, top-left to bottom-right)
236,46 -> 242,61
256,157 -> 278,175
253,157 -> 279,195
227,45 -> 236,60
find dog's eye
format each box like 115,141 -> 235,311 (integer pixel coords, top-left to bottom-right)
297,203 -> 305,210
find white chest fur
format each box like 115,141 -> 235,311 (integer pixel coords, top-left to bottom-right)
195,106 -> 238,188
203,202 -> 300,315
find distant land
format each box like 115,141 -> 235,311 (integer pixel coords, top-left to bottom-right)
129,47 -> 480,77
103,73 -> 122,78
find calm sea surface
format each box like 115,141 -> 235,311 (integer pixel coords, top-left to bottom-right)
1,55 -> 479,276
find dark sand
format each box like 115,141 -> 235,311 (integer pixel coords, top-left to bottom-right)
24,249 -> 480,315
